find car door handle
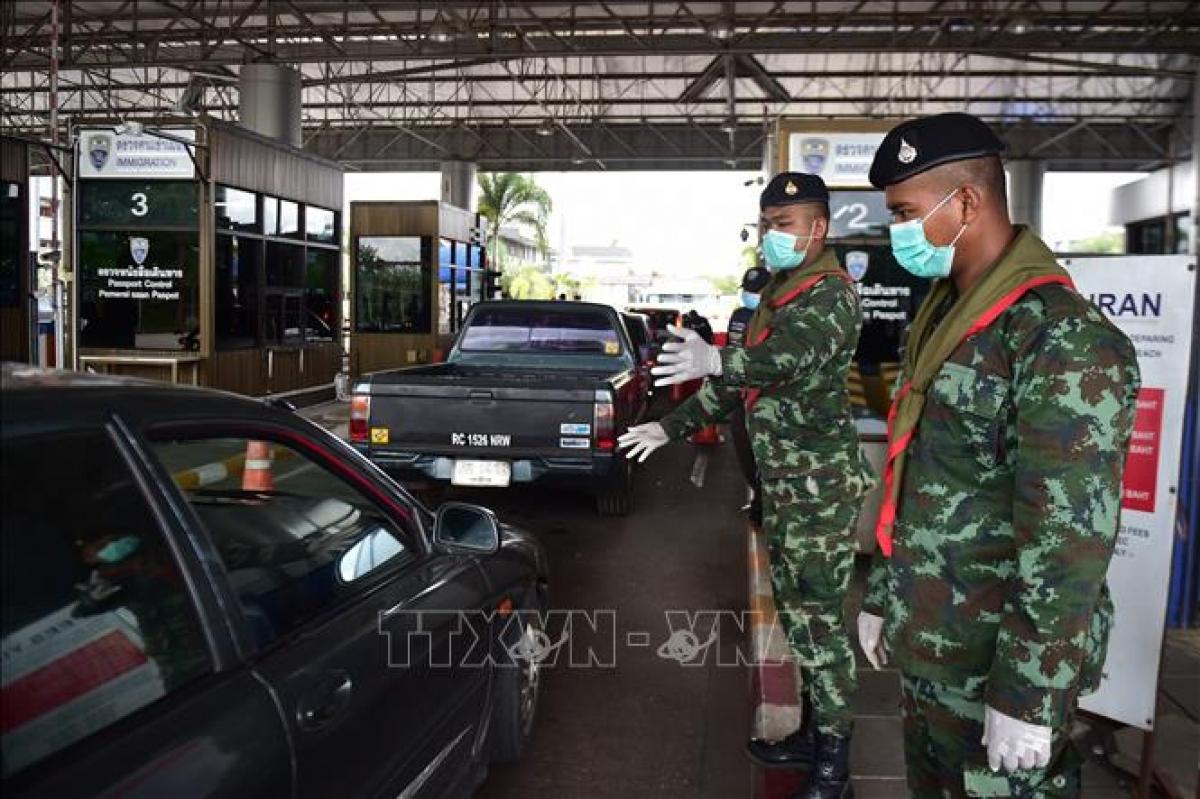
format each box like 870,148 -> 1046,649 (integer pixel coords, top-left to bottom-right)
296,670 -> 353,732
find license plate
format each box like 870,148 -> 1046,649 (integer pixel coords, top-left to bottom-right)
452,459 -> 511,487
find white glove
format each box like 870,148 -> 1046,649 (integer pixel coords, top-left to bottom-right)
651,324 -> 723,387
982,706 -> 1052,773
857,612 -> 888,670
617,422 -> 669,463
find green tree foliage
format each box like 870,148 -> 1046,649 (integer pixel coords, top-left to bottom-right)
500,263 -> 555,299
553,272 -> 596,299
476,173 -> 553,268
705,246 -> 761,296
706,273 -> 742,296
1067,230 -> 1125,254
356,242 -> 425,329
741,244 -> 760,269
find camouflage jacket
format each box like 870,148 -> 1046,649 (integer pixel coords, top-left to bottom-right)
660,250 -> 874,492
863,244 -> 1140,729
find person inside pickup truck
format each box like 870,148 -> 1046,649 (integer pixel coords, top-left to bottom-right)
619,172 -> 875,799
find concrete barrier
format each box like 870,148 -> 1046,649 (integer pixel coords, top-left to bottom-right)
747,523 -> 808,797
747,523 -> 803,741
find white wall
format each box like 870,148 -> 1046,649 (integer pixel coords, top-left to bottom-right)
1108,163 -> 1194,225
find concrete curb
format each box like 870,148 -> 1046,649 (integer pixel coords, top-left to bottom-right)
171,446 -> 297,490
748,523 -> 807,798
747,523 -> 803,742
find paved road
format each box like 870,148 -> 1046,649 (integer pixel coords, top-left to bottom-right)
436,436 -> 753,799
296,400 -> 1198,798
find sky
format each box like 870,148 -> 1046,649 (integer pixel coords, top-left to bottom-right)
1041,171 -> 1145,249
345,168 -> 1149,279
345,170 -> 760,281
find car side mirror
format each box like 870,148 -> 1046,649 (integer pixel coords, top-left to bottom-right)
433,502 -> 501,554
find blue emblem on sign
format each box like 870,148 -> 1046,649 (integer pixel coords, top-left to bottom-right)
130,237 -> 149,266
87,134 -> 112,171
800,137 -> 830,174
845,250 -> 869,282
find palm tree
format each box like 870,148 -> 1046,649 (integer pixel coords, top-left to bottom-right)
476,172 -> 553,268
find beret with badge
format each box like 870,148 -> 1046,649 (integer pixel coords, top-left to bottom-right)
760,172 -> 829,209
868,112 -> 1005,189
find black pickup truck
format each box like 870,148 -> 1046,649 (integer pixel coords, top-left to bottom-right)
350,301 -> 650,516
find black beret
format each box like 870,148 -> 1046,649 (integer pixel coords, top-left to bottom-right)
868,112 -> 1006,189
741,266 -> 771,292
760,172 -> 829,209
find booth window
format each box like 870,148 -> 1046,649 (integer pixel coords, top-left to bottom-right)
263,196 -> 279,236
0,182 -> 20,307
215,234 -> 261,349
1176,213 -> 1193,254
215,185 -> 258,233
278,200 -> 301,239
305,249 -> 338,343
451,243 -> 478,332
356,236 -> 431,334
265,241 -> 304,345
1129,212 -> 1192,255
213,191 -> 341,350
78,230 -> 200,351
438,238 -> 453,336
306,207 -> 336,244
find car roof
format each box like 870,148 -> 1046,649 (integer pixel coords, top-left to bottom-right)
1,363 -> 280,428
475,300 -> 617,314
627,306 -> 680,314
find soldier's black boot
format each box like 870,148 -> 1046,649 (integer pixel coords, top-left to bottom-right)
790,729 -> 853,799
746,695 -> 814,768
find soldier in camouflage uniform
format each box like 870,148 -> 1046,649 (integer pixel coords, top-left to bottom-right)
76,533 -> 210,692
858,113 -> 1140,798
620,173 -> 875,799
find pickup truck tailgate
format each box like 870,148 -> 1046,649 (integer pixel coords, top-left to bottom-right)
365,367 -> 603,457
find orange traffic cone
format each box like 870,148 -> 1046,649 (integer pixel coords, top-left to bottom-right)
242,440 -> 275,492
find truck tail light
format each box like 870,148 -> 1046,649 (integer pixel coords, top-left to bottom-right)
350,394 -> 371,443
594,390 -> 615,451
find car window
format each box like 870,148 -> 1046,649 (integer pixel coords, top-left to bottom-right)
621,315 -> 653,364
1,429 -> 212,779
459,307 -> 623,356
621,315 -> 641,346
149,436 -> 417,650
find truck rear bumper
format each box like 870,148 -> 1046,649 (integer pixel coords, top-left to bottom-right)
356,445 -> 620,487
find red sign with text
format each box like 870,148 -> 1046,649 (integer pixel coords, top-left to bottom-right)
1122,387 -> 1164,513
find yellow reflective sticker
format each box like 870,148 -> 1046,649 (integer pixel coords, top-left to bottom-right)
604,341 -> 620,355
370,427 -> 390,444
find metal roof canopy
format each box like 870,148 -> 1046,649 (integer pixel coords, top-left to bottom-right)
3,1 -> 1197,173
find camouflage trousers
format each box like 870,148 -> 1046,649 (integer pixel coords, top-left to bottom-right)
762,477 -> 860,736
901,674 -> 1082,798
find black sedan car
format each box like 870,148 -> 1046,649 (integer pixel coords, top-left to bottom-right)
0,365 -> 548,798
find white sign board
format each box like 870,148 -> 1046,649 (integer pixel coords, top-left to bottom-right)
1065,255 -> 1196,730
78,128 -> 196,179
788,132 -> 885,188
